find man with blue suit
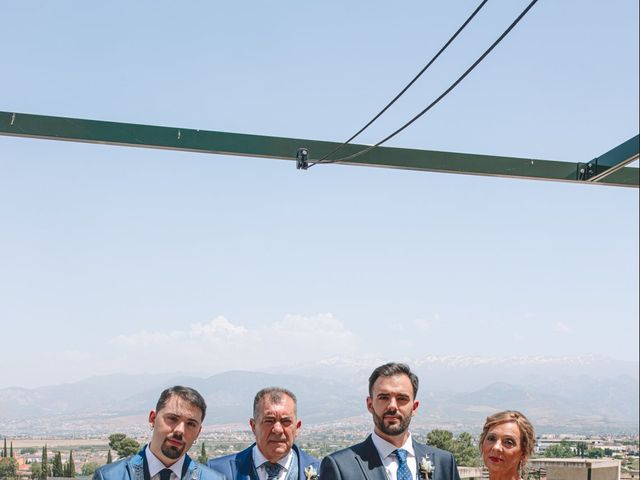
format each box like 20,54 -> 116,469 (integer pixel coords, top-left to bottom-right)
94,386 -> 224,480
208,388 -> 320,480
320,363 -> 461,480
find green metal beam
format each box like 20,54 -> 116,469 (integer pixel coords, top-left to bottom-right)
1,111 -> 638,188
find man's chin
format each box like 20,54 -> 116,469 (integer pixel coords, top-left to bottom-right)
161,445 -> 185,460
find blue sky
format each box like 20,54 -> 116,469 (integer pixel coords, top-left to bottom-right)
1,0 -> 638,388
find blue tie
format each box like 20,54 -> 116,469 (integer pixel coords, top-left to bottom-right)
395,449 -> 412,480
264,463 -> 283,480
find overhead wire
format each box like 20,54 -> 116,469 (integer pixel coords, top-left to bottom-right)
310,0 -> 539,167
308,0 -> 490,169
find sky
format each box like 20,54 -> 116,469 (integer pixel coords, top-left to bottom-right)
1,1 -> 638,389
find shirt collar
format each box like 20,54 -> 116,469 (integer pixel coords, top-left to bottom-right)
371,431 -> 415,460
146,444 -> 185,479
252,444 -> 294,470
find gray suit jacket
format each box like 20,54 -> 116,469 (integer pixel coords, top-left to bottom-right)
319,435 -> 461,480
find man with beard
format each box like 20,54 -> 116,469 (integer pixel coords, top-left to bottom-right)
94,386 -> 224,480
320,363 -> 461,480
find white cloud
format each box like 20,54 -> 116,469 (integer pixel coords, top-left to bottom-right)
107,313 -> 358,375
553,321 -> 572,333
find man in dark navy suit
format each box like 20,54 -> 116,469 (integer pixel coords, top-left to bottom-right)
208,388 -> 319,480
94,386 -> 224,480
320,363 -> 461,480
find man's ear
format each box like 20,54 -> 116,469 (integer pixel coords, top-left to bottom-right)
249,418 -> 256,435
411,400 -> 419,416
366,397 -> 374,413
149,410 -> 156,428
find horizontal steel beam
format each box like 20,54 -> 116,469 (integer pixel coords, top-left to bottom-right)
1,111 -> 638,188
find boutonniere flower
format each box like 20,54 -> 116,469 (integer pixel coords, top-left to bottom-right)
419,457 -> 435,480
304,466 -> 318,480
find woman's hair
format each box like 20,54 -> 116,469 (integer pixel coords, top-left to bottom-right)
479,410 -> 535,475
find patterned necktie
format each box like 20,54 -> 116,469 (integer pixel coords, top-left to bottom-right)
264,462 -> 283,480
159,469 -> 173,480
395,449 -> 412,480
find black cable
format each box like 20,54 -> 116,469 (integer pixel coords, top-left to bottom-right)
312,0 -> 539,167
309,0 -> 489,169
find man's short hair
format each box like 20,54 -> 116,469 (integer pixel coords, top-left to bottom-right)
253,387 -> 297,420
368,362 -> 419,398
156,385 -> 207,422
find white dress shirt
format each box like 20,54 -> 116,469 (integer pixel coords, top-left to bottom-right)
145,445 -> 185,480
371,431 -> 418,480
252,445 -> 293,480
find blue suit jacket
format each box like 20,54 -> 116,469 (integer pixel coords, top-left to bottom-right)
94,446 -> 226,480
319,435 -> 461,480
208,444 -> 320,480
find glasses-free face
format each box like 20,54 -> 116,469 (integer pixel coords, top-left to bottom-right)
481,421 -> 525,479
149,394 -> 203,466
250,394 -> 301,463
367,374 -> 419,445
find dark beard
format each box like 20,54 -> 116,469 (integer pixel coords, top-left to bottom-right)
372,410 -> 412,436
161,437 -> 185,459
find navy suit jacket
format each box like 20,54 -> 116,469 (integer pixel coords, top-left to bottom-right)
208,444 -> 320,480
94,446 -> 226,480
319,435 -> 461,480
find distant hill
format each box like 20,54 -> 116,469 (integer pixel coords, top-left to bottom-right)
0,355 -> 637,436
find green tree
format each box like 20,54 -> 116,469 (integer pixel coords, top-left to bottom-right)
452,432 -> 482,467
9,443 -> 12,459
426,430 -> 454,452
31,462 -> 44,480
2,438 -> 6,458
425,430 -> 481,467
197,443 -> 208,464
544,442 -> 574,458
108,434 -> 140,459
51,452 -> 64,477
576,442 -> 587,458
81,462 -> 100,476
587,448 -> 604,459
0,457 -> 18,478
64,451 -> 75,478
41,445 -> 49,480
21,448 -> 38,455
604,448 -> 613,456
106,450 -> 113,465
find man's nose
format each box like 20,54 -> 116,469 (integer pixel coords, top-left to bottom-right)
272,421 -> 284,434
174,421 -> 186,435
388,397 -> 398,409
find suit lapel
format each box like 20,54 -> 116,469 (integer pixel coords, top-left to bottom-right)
354,436 -> 388,480
127,454 -> 146,480
235,447 -> 259,480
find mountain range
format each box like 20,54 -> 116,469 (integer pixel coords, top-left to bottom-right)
1,355 -> 637,436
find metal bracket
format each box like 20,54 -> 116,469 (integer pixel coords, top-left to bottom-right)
296,147 -> 309,170
577,158 -> 598,181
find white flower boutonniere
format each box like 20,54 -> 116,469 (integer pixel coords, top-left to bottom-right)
304,465 -> 318,480
419,457 -> 435,480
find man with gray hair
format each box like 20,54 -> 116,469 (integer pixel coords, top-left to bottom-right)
208,387 -> 319,480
